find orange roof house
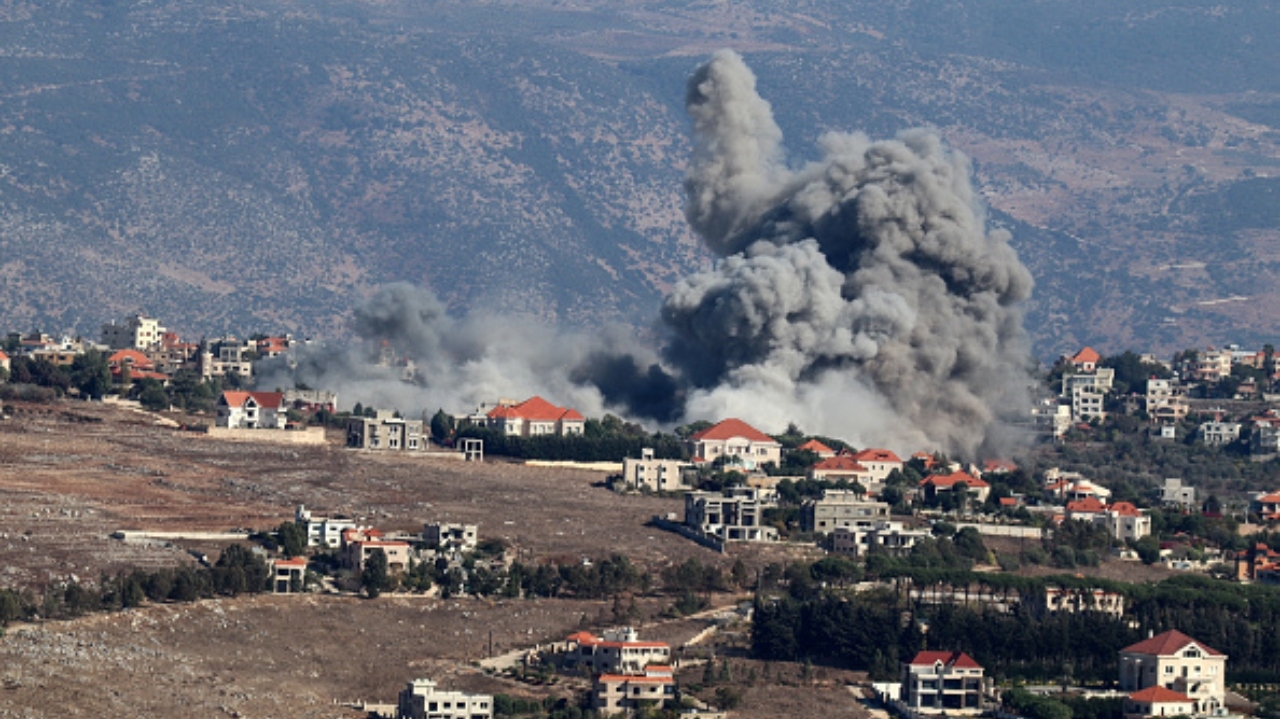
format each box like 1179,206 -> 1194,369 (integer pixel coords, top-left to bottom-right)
919,471 -> 991,504
687,419 -> 782,470
797,439 -> 836,458
1070,347 -> 1102,371
485,396 -> 585,437
808,455 -> 871,484
907,650 -> 983,669
108,349 -> 155,372
216,391 -> 286,430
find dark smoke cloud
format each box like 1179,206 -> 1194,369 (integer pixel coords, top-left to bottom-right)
262,50 -> 1035,459
655,49 -> 1035,457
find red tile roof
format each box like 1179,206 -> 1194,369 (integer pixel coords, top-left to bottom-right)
999,497 -> 1018,507
274,557 -> 308,567
852,448 -> 903,464
597,674 -> 674,684
108,349 -> 154,369
0,350 -> 9,361
486,396 -> 583,423
1066,497 -> 1108,514
1110,501 -> 1142,517
220,391 -> 285,409
1127,686 -> 1193,704
812,456 -> 869,473
797,439 -> 835,455
920,471 -> 989,489
1072,347 -> 1101,365
1122,630 -> 1224,657
907,651 -> 982,669
983,459 -> 1017,473
690,418 -> 776,444
1257,492 -> 1280,503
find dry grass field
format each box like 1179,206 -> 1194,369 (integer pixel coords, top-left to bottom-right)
0,401 -> 844,718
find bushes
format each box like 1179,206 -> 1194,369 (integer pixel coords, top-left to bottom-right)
455,426 -> 685,462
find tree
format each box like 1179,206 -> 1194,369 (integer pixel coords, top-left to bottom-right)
430,409 -> 455,444
1134,535 -> 1161,565
361,548 -> 391,598
276,522 -> 308,558
138,381 -> 170,411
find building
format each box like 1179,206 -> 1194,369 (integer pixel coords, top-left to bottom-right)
1198,421 -> 1241,446
1160,478 -> 1198,510
1193,349 -> 1234,383
849,448 -> 905,483
1124,686 -> 1198,719
1069,347 -> 1102,373
101,314 -> 166,350
341,528 -> 411,573
1145,379 -> 1188,420
807,455 -> 872,485
397,679 -> 492,719
1038,587 -> 1125,618
484,396 -> 585,437
686,418 -> 782,470
832,520 -> 928,558
295,506 -> 358,549
1119,630 -> 1227,716
800,491 -> 889,533
347,410 -> 427,451
1234,542 -> 1280,582
200,338 -> 254,380
796,439 -> 837,458
565,628 -> 672,674
591,668 -> 677,715
684,488 -> 778,542
620,448 -> 695,493
269,557 -> 308,593
1071,384 -> 1108,423
423,523 -> 478,553
1249,491 -> 1280,521
919,471 -> 990,505
283,388 -> 338,413
0,349 -> 8,374
1065,498 -> 1152,542
1063,366 -> 1115,395
216,391 -> 286,429
900,651 -> 985,715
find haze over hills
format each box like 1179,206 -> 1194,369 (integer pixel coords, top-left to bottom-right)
2,0 -> 1280,359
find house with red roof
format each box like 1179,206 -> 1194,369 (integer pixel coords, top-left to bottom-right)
340,527 -> 410,574
1064,497 -> 1151,542
564,627 -> 672,675
1119,630 -> 1226,716
485,396 -> 585,437
1069,347 -> 1102,372
0,349 -> 9,374
808,455 -> 872,484
1234,542 -> 1280,582
849,448 -> 904,484
1250,490 -> 1280,521
590,667 -> 676,714
796,438 -> 836,458
216,390 -> 286,429
269,557 -> 308,593
900,651 -> 985,715
686,418 -> 781,470
919,471 -> 990,505
255,336 -> 291,358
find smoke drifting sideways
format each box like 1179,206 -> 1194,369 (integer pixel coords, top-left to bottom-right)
260,50 -> 1037,459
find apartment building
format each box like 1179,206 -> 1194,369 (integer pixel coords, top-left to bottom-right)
295,505 -> 358,549
424,523 -> 478,553
590,667 -> 676,715
800,491 -> 890,533
832,520 -> 928,558
101,314 -> 166,350
620,448 -> 695,493
347,410 -> 426,451
900,651 -> 985,715
397,679 -> 492,719
684,487 -> 778,542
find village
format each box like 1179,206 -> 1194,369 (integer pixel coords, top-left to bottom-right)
3,314 -> 1280,719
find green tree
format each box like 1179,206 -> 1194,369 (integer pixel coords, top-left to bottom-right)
138,381 -> 170,411
69,349 -> 112,398
276,521 -> 308,558
430,408 -> 455,444
361,548 -> 391,598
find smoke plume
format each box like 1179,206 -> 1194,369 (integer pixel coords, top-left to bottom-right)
262,50 -> 1036,458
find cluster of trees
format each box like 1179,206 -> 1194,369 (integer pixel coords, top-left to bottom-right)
752,561 -> 1280,683
1003,687 -> 1122,719
0,545 -> 272,626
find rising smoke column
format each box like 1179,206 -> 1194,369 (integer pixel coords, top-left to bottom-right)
660,50 -> 1035,457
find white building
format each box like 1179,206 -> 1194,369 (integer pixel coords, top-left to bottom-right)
397,679 -> 492,719
832,520 -> 928,558
565,627 -> 672,674
1065,498 -> 1152,542
1160,478 -> 1198,510
686,418 -> 782,470
296,506 -> 359,549
483,396 -> 585,437
101,314 -> 166,350
1198,421 -> 1241,446
1071,384 -> 1108,423
900,651 -> 985,715
1119,630 -> 1227,717
216,391 -> 286,429
424,523 -> 478,553
621,448 -> 695,493
347,410 -> 426,451
801,491 -> 890,533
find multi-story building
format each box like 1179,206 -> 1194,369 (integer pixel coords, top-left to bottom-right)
483,396 -> 585,437
101,314 -> 166,350
1146,379 -> 1189,421
1065,498 -> 1151,542
1119,630 -> 1227,716
564,628 -> 672,674
620,448 -> 695,493
900,651 -> 985,715
684,487 -> 778,542
295,505 -> 358,549
1193,350 -> 1234,383
796,439 -> 837,458
686,418 -> 782,470
269,557 -> 308,593
1249,491 -> 1280,521
591,667 -> 677,715
1063,366 -> 1115,396
832,520 -> 928,558
216,391 -> 286,429
283,388 -> 338,413
397,679 -> 492,719
347,410 -> 426,451
423,523 -> 478,553
1250,413 -> 1280,457
807,455 -> 872,485
200,338 -> 255,380
1198,421 -> 1242,446
1071,384 -> 1108,423
341,528 -> 411,573
848,448 -> 905,483
1038,587 -> 1125,618
1160,478 -> 1198,509
919,471 -> 991,505
800,491 -> 889,533
1068,347 -> 1101,373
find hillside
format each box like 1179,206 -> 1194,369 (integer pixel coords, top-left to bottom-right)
1,1 -> 1279,357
